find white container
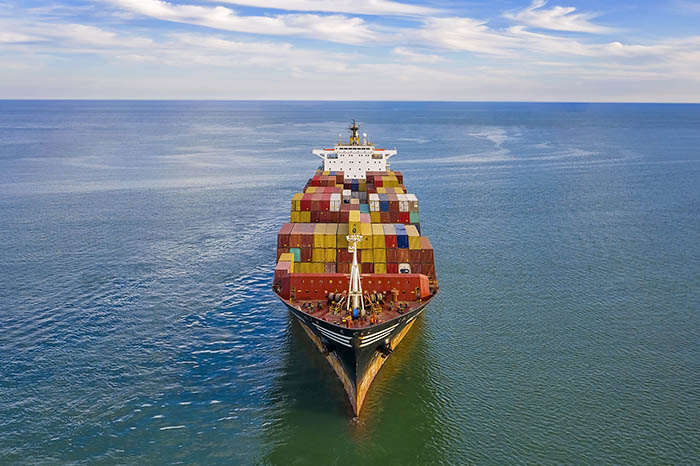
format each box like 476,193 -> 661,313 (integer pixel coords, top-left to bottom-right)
398,193 -> 409,212
406,193 -> 419,212
330,193 -> 341,212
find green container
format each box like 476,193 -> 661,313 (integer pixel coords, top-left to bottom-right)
289,247 -> 301,262
410,212 -> 420,224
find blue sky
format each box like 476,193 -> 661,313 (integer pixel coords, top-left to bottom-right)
1,0 -> 699,101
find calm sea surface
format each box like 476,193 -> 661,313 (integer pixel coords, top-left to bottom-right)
1,101 -> 699,465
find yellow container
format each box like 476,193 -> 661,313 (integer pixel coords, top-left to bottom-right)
299,262 -> 313,273
376,187 -> 385,194
374,263 -> 387,274
325,223 -> 338,248
361,249 -> 373,263
337,223 -> 349,248
322,171 -> 329,176
299,211 -> 311,223
313,224 -> 325,248
325,248 -> 337,263
370,212 -> 380,223
395,187 -> 404,194
279,252 -> 295,265
405,224 -> 421,250
312,248 -> 325,263
373,248 -> 386,263
290,211 -> 300,223
359,222 -> 373,249
348,210 -> 361,234
312,262 -> 324,274
372,224 -> 385,248
306,186 -> 317,194
291,193 -> 303,211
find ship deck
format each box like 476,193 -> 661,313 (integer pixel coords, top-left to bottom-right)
285,297 -> 424,329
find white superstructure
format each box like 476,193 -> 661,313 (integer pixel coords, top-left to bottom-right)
312,121 -> 396,180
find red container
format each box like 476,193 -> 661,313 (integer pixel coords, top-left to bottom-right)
409,249 -> 421,263
300,225 -> 314,248
329,212 -> 340,223
337,248 -> 351,263
301,247 -> 313,262
380,212 -> 391,223
420,237 -> 434,263
422,263 -> 436,279
411,263 -> 421,274
390,211 -> 400,223
310,194 -> 321,211
290,223 -> 303,247
399,212 -> 410,224
337,263 -> 350,274
300,194 -> 311,211
276,247 -> 289,260
361,263 -> 374,274
319,211 -> 331,222
375,178 -> 383,187
385,233 -> 397,249
277,223 -> 293,247
388,195 -> 399,211
273,261 -> 291,285
386,263 -> 398,273
320,195 -> 330,211
386,248 -> 398,263
310,211 -> 320,223
397,249 -> 410,262
340,211 -> 350,223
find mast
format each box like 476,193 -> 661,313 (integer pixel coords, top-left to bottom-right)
349,120 -> 361,146
346,225 -> 365,317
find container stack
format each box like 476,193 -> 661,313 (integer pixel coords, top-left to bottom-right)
274,170 -> 435,286
276,223 -> 435,281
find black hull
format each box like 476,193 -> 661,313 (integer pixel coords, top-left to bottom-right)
276,294 -> 434,415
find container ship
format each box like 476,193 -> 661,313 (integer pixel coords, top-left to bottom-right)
272,121 -> 438,415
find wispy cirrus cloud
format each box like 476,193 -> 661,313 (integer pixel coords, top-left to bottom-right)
417,17 -> 521,57
0,31 -> 38,43
504,0 -> 615,34
392,47 -> 444,63
213,0 -> 438,16
104,0 -> 378,44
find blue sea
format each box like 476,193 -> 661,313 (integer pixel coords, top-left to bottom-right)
1,101 -> 699,465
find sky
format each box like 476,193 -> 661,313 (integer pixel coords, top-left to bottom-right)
1,0 -> 699,101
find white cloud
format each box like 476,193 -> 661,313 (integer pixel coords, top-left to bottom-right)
214,0 -> 437,16
105,0 -> 378,44
418,17 -> 521,56
504,0 -> 614,34
0,32 -> 37,43
392,46 -> 444,63
50,23 -> 153,48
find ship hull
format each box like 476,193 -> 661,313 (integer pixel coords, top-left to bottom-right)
275,293 -> 434,415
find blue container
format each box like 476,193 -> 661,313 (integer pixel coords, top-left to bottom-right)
380,197 -> 390,211
360,204 -> 370,213
289,247 -> 301,262
395,224 -> 409,249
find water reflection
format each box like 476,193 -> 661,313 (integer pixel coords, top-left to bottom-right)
259,311 -> 453,465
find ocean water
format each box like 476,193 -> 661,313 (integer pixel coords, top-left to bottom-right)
1,101 -> 698,465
